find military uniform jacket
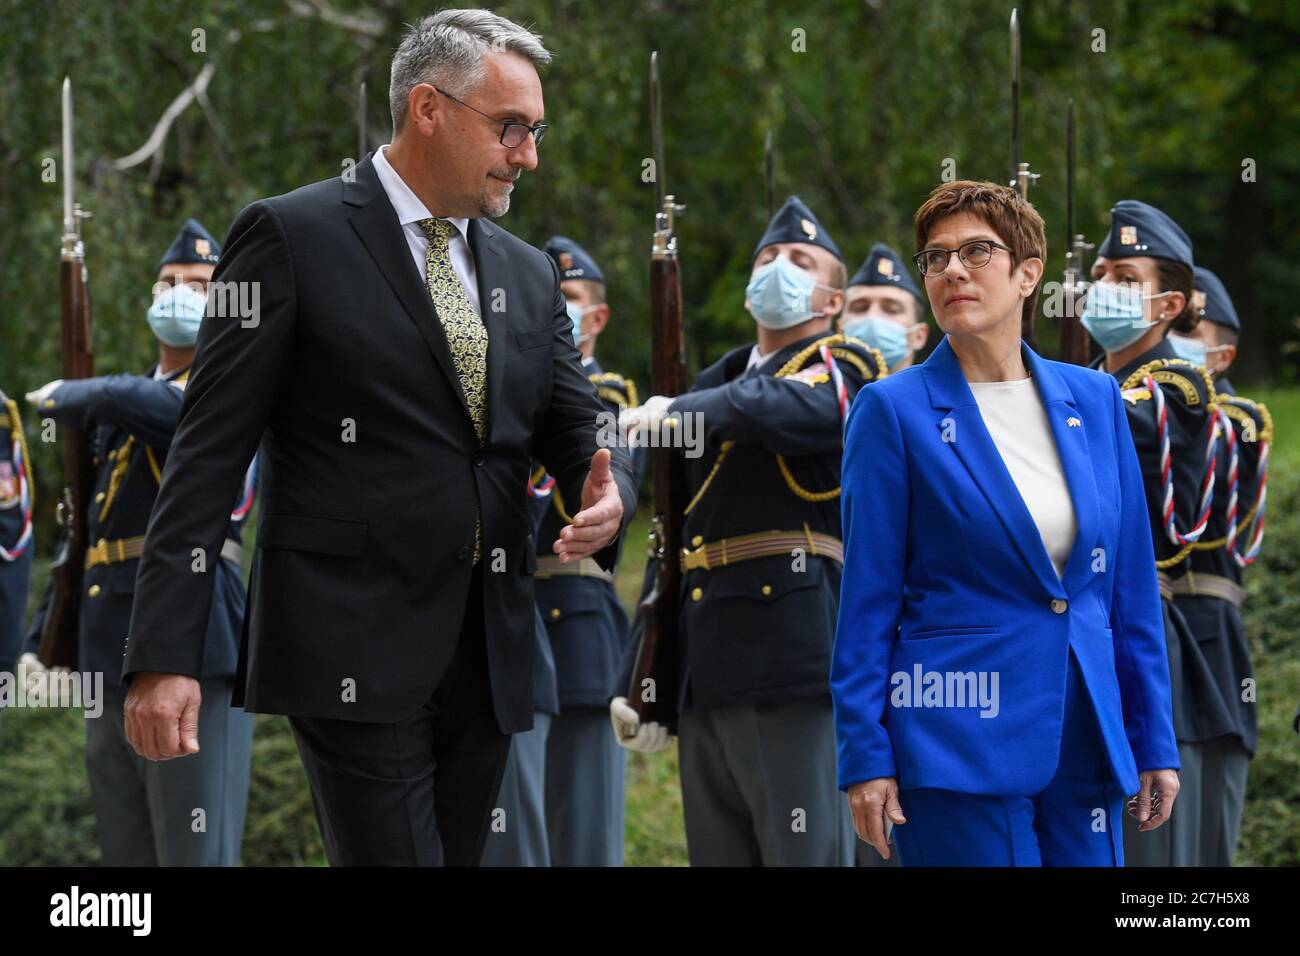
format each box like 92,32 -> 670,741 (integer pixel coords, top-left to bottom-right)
26,367 -> 252,686
1104,339 -> 1239,744
624,330 -> 885,712
530,357 -> 643,711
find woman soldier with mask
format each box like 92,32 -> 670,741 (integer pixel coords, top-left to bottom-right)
1081,199 -> 1234,867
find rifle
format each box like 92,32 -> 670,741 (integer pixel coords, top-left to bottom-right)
39,77 -> 95,669
357,80 -> 368,161
1008,7 -> 1040,347
627,51 -> 687,734
1059,98 -> 1095,366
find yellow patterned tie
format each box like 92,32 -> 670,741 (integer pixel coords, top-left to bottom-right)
420,217 -> 488,563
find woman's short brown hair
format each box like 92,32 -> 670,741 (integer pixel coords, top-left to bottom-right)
914,180 -> 1047,337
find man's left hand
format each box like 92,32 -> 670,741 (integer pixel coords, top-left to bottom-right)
554,447 -> 623,563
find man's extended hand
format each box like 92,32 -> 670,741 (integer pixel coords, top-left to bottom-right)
554,447 -> 624,563
124,673 -> 203,760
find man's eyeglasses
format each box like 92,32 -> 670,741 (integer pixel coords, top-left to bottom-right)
913,239 -> 1014,277
434,87 -> 548,148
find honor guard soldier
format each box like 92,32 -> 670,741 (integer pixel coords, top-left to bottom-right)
840,242 -> 931,373
23,219 -> 256,866
0,388 -> 35,712
522,236 -> 643,866
1162,265 -> 1268,865
1080,199 -> 1227,866
614,197 -> 887,866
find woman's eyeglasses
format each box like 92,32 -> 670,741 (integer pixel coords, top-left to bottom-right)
913,239 -> 1013,277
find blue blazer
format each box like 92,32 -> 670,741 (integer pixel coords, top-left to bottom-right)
831,337 -> 1180,798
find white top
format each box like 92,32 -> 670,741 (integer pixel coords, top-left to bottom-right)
372,144 -> 481,317
968,376 -> 1077,579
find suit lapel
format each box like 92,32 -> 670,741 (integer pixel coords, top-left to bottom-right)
468,218 -> 508,444
344,155 -> 472,430
1026,347 -> 1100,596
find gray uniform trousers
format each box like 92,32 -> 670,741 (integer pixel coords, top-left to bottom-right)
86,678 -> 253,866
1197,737 -> 1250,865
545,708 -> 627,866
480,711 -> 552,866
678,694 -> 854,866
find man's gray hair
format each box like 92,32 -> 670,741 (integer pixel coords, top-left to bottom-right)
389,9 -> 551,132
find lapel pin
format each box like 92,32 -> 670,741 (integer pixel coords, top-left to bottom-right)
1066,416 -> 1082,428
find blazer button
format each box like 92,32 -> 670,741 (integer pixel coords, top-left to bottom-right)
691,587 -> 703,602
549,608 -> 561,621
457,545 -> 470,561
88,584 -> 102,598
1050,598 -> 1068,614
691,535 -> 703,548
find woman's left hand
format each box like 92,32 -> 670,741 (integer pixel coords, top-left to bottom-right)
1128,769 -> 1179,831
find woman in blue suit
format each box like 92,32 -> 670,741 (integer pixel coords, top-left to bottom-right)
831,181 -> 1181,866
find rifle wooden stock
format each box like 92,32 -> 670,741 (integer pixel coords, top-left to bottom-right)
39,240 -> 94,669
628,224 -> 687,733
1059,264 -> 1092,366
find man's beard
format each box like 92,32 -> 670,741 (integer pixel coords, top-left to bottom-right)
479,172 -> 519,219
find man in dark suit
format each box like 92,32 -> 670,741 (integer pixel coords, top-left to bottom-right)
121,10 -> 636,867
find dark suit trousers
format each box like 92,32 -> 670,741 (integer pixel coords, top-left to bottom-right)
288,565 -> 511,865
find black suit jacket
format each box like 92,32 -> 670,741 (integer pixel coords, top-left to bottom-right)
124,155 -> 636,733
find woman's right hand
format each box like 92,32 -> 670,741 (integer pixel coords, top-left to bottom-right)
847,777 -> 907,860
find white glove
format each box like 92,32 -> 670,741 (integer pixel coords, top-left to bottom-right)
618,395 -> 674,438
25,380 -> 64,409
16,652 -> 45,690
610,696 -> 671,753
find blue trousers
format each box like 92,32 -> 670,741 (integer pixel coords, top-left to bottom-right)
892,650 -> 1125,867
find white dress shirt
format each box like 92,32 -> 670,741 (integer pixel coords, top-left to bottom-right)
969,376 -> 1078,578
372,143 -> 482,317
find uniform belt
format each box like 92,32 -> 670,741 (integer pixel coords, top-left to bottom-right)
681,527 -> 843,573
1158,570 -> 1245,609
534,555 -> 614,583
86,535 -> 243,570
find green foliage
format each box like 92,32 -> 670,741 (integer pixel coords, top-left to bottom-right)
1235,449 -> 1300,865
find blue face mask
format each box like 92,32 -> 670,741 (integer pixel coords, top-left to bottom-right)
1079,281 -> 1172,352
843,316 -> 915,369
1166,334 -> 1206,366
147,283 -> 207,347
566,301 -> 593,346
1167,333 -> 1228,369
745,256 -> 833,330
